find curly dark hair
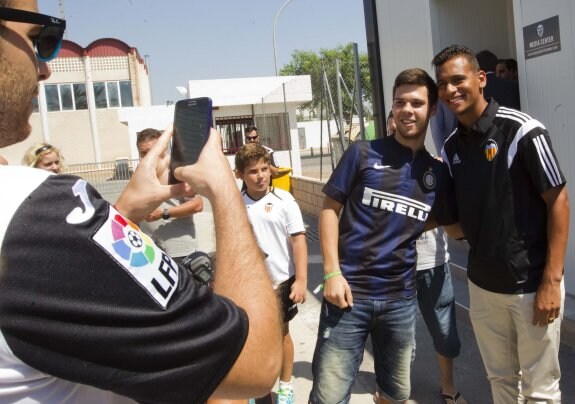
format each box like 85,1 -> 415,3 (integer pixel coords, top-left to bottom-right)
431,44 -> 480,74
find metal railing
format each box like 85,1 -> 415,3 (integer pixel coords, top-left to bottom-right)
62,158 -> 138,196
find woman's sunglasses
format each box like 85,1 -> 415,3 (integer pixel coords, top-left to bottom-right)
0,7 -> 66,62
35,144 -> 54,155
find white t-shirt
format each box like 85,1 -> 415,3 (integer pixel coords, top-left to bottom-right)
416,227 -> 450,271
242,188 -> 305,288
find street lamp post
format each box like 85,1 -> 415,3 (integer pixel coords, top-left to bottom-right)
273,0 -> 295,76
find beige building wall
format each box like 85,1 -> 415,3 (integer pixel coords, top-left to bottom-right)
0,39 -> 151,166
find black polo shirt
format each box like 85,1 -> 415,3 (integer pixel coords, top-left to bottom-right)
441,99 -> 566,294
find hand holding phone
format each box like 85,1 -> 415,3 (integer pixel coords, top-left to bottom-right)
169,97 -> 213,184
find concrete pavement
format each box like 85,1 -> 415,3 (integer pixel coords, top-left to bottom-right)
272,215 -> 575,404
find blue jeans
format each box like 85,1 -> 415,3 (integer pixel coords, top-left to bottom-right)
416,263 -> 461,358
309,297 -> 416,403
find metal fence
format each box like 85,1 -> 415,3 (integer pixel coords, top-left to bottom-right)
62,158 -> 138,197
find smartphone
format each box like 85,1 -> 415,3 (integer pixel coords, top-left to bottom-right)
168,97 -> 213,184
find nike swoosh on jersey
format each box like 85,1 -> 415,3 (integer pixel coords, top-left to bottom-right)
373,163 -> 392,170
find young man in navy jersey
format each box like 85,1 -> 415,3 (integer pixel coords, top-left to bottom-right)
309,68 -> 458,404
432,44 -> 569,403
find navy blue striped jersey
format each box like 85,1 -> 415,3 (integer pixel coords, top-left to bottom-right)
323,136 -> 456,300
441,100 -> 566,294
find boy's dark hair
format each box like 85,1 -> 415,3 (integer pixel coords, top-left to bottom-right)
476,49 -> 498,72
431,44 -> 480,74
136,128 -> 162,144
245,126 -> 258,135
392,68 -> 438,107
235,143 -> 270,173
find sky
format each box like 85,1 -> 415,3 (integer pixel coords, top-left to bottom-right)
39,0 -> 368,105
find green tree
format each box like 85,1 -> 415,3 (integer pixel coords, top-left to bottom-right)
279,43 -> 372,123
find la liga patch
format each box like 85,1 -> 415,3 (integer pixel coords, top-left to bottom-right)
92,206 -> 179,309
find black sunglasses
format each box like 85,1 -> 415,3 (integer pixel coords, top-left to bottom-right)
0,7 -> 66,62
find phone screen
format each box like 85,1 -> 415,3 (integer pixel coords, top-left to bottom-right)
169,97 -> 213,184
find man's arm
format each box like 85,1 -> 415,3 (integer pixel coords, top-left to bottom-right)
424,213 -> 464,240
289,233 -> 308,304
175,130 -> 282,399
320,196 -> 353,308
145,197 -> 203,222
533,185 -> 569,326
443,222 -> 464,240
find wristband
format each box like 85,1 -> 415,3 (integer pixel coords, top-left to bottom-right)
323,271 -> 342,281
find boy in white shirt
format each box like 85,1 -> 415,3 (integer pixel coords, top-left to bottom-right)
235,143 -> 308,404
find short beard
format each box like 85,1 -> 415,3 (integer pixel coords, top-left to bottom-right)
0,52 -> 33,148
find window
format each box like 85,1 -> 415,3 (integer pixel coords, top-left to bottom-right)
215,115 -> 253,155
119,81 -> 133,107
45,84 -> 60,112
43,83 -> 88,112
93,82 -> 107,109
94,80 -> 133,109
41,80 -> 134,111
73,83 -> 88,110
60,84 -> 73,111
107,82 -> 120,107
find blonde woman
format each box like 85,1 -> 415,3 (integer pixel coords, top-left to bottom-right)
22,143 -> 64,174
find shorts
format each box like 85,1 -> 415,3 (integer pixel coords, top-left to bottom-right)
276,276 -> 298,323
416,263 -> 461,358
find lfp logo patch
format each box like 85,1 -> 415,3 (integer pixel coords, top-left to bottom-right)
111,214 -> 155,267
485,140 -> 499,161
93,206 -> 178,309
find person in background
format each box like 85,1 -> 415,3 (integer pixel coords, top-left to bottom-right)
496,58 -> 518,81
245,125 -> 279,178
476,49 -> 520,109
430,99 -> 458,154
22,142 -> 64,174
235,143 -> 308,404
136,128 -> 203,263
386,109 -> 396,136
415,229 -> 466,404
0,1 -> 282,402
433,44 -> 568,403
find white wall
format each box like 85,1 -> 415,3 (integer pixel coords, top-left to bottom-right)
297,120 -> 339,149
374,0 -> 436,151
430,0 -> 513,58
513,0 -> 575,292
